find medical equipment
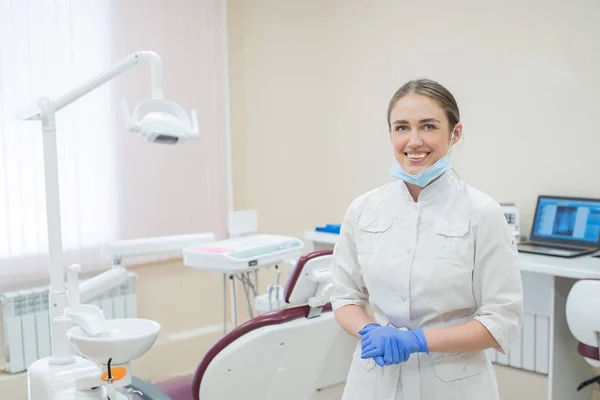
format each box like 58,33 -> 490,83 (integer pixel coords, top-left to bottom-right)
226,210 -> 289,313
517,196 -> 600,258
315,224 -> 341,235
16,50 -> 201,399
500,203 -> 521,244
144,249 -> 357,400
565,280 -> 600,392
183,234 -> 305,332
27,232 -> 215,400
254,265 -> 286,313
183,234 -> 303,270
28,264 -> 162,400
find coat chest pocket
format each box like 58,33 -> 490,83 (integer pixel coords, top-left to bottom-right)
434,220 -> 470,260
356,215 -> 393,254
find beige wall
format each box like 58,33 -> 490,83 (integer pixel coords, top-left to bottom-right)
227,0 -> 600,239
226,0 -> 600,399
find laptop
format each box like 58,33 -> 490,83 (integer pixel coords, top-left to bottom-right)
517,195 -> 600,258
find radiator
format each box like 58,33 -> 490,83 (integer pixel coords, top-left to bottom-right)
486,312 -> 550,374
486,271 -> 552,375
0,272 -> 138,373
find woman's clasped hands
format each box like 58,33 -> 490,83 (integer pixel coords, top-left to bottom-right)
359,323 -> 430,367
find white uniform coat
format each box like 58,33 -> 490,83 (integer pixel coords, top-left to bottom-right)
331,172 -> 524,400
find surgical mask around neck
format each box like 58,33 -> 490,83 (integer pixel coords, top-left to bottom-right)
390,128 -> 456,188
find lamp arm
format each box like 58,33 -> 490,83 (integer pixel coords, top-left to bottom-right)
16,50 -> 182,364
77,265 -> 129,305
35,51 -> 164,363
51,51 -> 164,113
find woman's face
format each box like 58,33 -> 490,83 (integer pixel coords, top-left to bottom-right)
389,93 -> 462,175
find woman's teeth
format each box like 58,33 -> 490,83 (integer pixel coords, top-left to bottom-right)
407,153 -> 427,160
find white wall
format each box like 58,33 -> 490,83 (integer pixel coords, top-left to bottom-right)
227,0 -> 600,239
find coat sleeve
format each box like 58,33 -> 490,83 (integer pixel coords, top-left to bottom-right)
473,201 -> 524,354
330,201 -> 369,311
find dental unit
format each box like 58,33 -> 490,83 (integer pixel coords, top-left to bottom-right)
152,249 -> 357,400
16,50 -> 201,400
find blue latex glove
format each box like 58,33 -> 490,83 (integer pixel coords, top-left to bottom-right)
361,326 -> 429,365
358,323 -> 385,366
358,323 -> 380,335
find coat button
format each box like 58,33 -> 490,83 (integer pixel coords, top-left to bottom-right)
406,249 -> 411,254
462,366 -> 467,371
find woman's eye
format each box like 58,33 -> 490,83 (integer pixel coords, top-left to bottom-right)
396,126 -> 408,132
423,124 -> 436,131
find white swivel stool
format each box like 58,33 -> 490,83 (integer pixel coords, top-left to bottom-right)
566,279 -> 600,392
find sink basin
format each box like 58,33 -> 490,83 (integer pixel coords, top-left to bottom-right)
67,318 -> 161,365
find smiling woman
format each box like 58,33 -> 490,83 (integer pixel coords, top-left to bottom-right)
330,78 -> 524,400
387,79 -> 463,201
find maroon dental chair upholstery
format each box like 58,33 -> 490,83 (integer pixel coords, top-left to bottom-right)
154,250 -> 356,400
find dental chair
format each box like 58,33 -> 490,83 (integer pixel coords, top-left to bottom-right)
565,279 -> 600,391
145,249 -> 356,400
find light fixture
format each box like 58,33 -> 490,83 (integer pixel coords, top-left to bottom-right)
16,50 -> 199,363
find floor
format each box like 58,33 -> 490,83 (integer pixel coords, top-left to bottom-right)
312,384 -> 344,400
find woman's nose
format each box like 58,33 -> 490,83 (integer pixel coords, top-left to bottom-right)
407,130 -> 424,146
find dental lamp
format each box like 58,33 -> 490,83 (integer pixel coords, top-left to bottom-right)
16,51 -> 199,399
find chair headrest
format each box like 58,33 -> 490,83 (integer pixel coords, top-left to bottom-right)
283,250 -> 333,306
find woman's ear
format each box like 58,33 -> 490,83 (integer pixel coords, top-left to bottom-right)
451,122 -> 463,145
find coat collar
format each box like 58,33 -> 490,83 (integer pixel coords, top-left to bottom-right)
396,170 -> 458,206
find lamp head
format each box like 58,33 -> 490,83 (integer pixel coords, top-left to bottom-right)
122,98 -> 199,144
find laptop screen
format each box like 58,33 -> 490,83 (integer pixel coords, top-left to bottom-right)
531,196 -> 600,245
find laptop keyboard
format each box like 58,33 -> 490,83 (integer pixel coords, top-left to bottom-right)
539,248 -> 574,256
522,242 -> 583,250
517,243 -> 578,256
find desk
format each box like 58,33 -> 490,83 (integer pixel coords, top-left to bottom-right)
304,230 -> 600,400
519,252 -> 600,400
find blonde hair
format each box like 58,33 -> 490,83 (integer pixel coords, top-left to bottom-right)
387,78 -> 460,133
